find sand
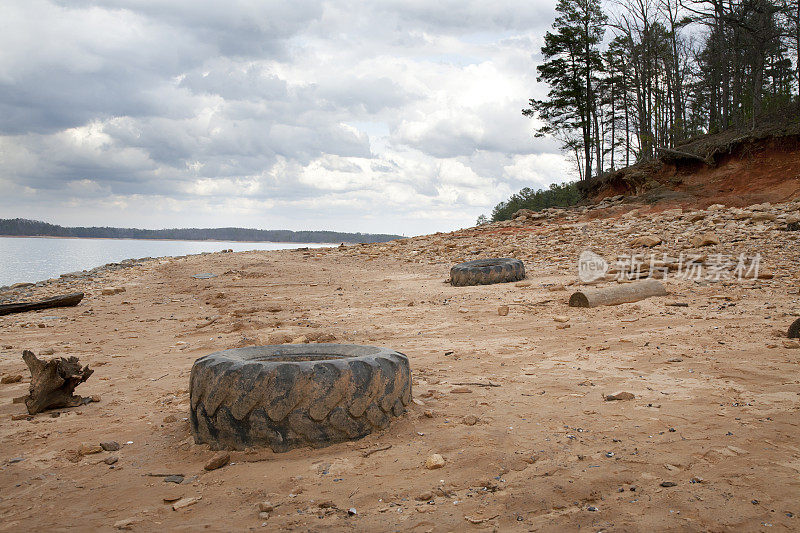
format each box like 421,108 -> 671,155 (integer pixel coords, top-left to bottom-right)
1,202 -> 799,531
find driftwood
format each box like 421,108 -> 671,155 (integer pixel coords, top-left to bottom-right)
0,292 -> 83,316
21,350 -> 93,414
656,147 -> 714,166
789,318 -> 800,339
569,279 -> 668,308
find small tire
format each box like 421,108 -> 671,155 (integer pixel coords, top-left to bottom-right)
450,258 -> 525,286
789,318 -> 800,339
189,344 -> 412,451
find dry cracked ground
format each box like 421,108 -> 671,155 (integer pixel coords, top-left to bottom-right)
1,198 -> 800,531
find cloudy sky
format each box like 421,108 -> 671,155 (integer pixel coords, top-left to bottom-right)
0,0 -> 570,236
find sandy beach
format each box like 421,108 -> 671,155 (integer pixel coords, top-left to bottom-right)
1,200 -> 799,531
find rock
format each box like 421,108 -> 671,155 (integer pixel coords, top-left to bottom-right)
163,414 -> 178,423
497,305 -> 509,316
660,481 -> 677,487
1,374 -> 22,384
172,496 -> 201,510
164,474 -> 184,484
290,336 -> 309,344
38,347 -> 55,356
104,456 -> 119,465
64,450 -> 82,463
258,512 -> 270,519
690,232 -> 720,247
425,454 -> 445,469
450,386 -> 472,394
258,501 -> 274,513
462,415 -> 479,426
553,315 -> 570,323
204,452 -> 230,471
707,204 -> 726,211
114,518 -> 137,530
79,443 -> 103,455
782,340 -> 800,349
101,287 -> 126,295
415,491 -> 433,501
751,212 -> 777,222
423,409 -> 434,418
631,236 -> 662,247
101,441 -> 120,451
605,392 -> 635,401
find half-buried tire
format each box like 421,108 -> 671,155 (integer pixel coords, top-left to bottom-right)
190,344 -> 412,451
450,258 -> 525,286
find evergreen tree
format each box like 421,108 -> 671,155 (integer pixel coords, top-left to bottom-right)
523,0 -> 607,181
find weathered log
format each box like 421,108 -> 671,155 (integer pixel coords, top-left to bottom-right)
789,318 -> 800,339
656,147 -> 714,166
0,292 -> 84,316
569,279 -> 668,308
21,350 -> 93,414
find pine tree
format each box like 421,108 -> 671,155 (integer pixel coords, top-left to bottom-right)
523,0 -> 607,182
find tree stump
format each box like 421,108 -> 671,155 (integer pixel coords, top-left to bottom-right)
21,350 -> 94,414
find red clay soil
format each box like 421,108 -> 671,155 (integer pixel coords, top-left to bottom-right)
594,136 -> 800,210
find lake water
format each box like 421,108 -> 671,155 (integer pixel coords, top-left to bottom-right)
0,237 -> 335,287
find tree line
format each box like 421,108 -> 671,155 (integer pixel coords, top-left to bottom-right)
525,0 -> 800,182
0,219 -> 402,244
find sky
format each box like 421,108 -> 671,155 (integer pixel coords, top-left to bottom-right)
0,0 -> 571,237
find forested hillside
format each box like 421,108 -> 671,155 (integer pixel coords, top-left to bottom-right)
524,0 -> 800,183
0,219 -> 401,244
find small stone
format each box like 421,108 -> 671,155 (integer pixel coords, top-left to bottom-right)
258,501 -> 274,513
423,409 -> 434,418
258,512 -> 270,519
425,454 -> 445,469
782,340 -> 800,349
172,496 -> 201,510
114,518 -> 137,530
10,414 -> 31,421
690,232 -> 720,247
348,508 -> 357,516
462,415 -> 479,426
497,305 -> 509,316
415,491 -> 433,501
1,375 -> 22,384
64,450 -> 82,463
39,347 -> 55,356
631,236 -> 662,247
317,500 -> 336,509
605,392 -> 635,401
163,414 -> 178,423
660,481 -> 677,487
104,456 -> 119,465
290,336 -> 309,344
450,386 -> 472,394
101,441 -> 120,451
164,474 -> 183,484
204,452 -> 230,471
553,315 -> 570,323
79,443 -> 103,455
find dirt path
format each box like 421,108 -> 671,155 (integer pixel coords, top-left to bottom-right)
1,205 -> 800,531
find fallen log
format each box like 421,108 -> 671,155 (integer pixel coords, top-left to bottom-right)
569,279 -> 668,308
656,147 -> 714,166
0,292 -> 84,316
21,350 -> 94,414
789,318 -> 800,339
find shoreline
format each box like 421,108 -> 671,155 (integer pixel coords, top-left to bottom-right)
0,234 -> 346,244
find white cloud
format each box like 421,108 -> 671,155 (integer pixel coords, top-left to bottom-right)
0,0 -> 570,235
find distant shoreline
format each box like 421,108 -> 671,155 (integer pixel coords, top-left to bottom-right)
0,234 -> 344,244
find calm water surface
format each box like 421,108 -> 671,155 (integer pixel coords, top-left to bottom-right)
0,237 -> 334,287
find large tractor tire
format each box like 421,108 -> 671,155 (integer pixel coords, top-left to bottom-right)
189,344 -> 412,451
450,258 -> 525,286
